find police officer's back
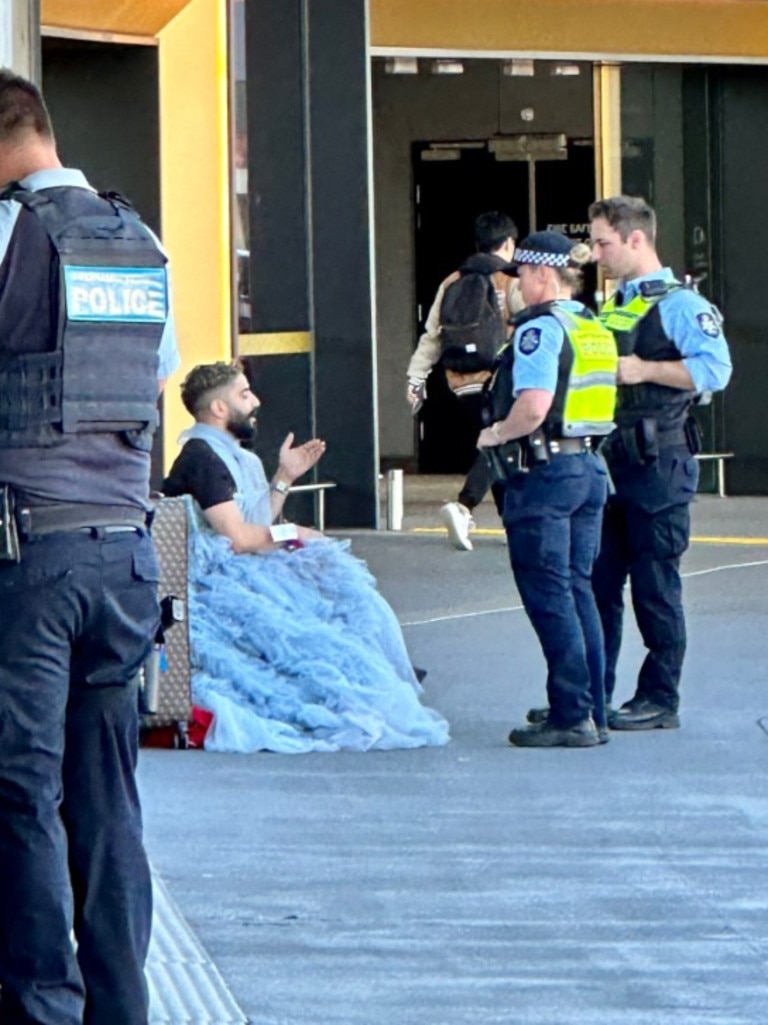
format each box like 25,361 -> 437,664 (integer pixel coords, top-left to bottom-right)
0,68 -> 180,1025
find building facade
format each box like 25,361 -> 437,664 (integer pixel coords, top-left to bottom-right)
5,0 -> 768,521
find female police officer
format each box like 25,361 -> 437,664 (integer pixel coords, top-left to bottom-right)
477,232 -> 618,748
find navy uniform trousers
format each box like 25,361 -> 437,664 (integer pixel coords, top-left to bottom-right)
592,446 -> 699,712
503,452 -> 608,729
0,528 -> 160,1025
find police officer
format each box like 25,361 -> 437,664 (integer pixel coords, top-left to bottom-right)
0,70 -> 180,1024
588,196 -> 731,731
478,231 -> 618,748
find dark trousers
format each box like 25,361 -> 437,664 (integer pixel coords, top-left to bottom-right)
503,453 -> 608,729
455,392 -> 492,511
458,450 -> 493,511
592,448 -> 698,710
0,530 -> 160,1025
593,491 -> 692,712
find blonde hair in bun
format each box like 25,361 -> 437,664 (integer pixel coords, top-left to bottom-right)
569,241 -> 592,267
556,240 -> 592,290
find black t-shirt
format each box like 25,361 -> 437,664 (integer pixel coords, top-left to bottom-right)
162,439 -> 238,510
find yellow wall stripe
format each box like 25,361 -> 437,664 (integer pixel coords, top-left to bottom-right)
370,0 -> 768,61
44,0 -> 768,60
238,332 -> 314,356
411,527 -> 768,544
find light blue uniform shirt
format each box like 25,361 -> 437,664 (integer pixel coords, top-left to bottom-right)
511,300 -> 584,398
0,167 -> 181,379
615,268 -> 732,394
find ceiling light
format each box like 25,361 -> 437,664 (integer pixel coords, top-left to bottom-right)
503,59 -> 534,77
384,57 -> 419,75
551,63 -> 581,76
429,59 -> 464,75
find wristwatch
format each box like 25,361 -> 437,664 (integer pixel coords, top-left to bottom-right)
270,478 -> 291,495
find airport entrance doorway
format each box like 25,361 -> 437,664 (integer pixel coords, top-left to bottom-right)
413,136 -> 596,473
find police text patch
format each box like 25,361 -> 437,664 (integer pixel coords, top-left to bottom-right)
64,266 -> 167,323
696,311 -> 721,338
517,328 -> 542,355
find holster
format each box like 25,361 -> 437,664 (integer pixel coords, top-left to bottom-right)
483,442 -> 521,484
684,414 -> 703,455
607,419 -> 659,467
520,429 -> 550,467
0,485 -> 21,564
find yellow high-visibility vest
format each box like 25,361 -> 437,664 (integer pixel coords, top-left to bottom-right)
549,307 -> 618,437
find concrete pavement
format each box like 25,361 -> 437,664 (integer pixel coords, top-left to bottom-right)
139,484 -> 768,1025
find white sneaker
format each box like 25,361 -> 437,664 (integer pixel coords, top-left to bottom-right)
440,502 -> 475,551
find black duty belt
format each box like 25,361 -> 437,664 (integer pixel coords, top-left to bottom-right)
17,503 -> 147,538
611,424 -> 688,449
521,434 -> 591,468
547,437 -> 591,456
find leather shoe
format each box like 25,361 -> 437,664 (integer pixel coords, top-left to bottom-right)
508,718 -> 599,748
529,706 -> 611,743
609,699 -> 680,731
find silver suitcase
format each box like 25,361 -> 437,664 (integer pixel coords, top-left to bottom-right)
142,496 -> 193,748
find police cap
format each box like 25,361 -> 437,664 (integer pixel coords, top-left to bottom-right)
512,230 -> 575,274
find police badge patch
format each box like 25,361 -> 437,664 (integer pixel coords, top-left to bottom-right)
518,327 -> 541,355
696,310 -> 721,338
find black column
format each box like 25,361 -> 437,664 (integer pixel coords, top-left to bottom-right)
243,0 -> 313,518
305,0 -> 377,527
244,0 -> 377,527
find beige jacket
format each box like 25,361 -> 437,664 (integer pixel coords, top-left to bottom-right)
406,272 -> 524,383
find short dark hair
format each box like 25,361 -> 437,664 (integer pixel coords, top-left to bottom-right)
180,361 -> 242,416
0,69 -> 54,144
474,211 -> 518,253
588,195 -> 656,245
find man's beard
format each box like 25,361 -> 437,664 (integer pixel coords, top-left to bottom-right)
226,410 -> 257,442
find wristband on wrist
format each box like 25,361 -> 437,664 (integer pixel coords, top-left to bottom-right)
270,478 -> 291,495
269,523 -> 299,544
491,421 -> 504,442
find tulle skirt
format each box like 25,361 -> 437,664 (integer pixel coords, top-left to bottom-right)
187,532 -> 450,753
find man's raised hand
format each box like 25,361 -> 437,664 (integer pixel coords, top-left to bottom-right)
277,432 -> 327,483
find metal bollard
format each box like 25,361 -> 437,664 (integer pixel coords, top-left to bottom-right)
141,646 -> 162,714
386,469 -> 404,531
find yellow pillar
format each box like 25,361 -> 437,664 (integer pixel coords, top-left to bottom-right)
593,62 -> 622,201
157,0 -> 232,464
593,62 -> 622,301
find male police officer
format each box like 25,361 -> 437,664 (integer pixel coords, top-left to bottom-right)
589,196 -> 731,730
0,70 -> 180,1024
478,232 -> 618,747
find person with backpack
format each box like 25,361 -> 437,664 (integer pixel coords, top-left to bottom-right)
406,211 -> 522,550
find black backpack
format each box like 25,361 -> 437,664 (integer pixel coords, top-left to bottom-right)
439,252 -> 510,374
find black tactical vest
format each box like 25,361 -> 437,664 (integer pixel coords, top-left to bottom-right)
0,184 -> 167,451
600,284 -> 692,432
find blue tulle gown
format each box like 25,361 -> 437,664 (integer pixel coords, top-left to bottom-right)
179,425 -> 450,754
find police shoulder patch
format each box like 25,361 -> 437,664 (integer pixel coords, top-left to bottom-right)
695,310 -> 721,338
517,327 -> 542,355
